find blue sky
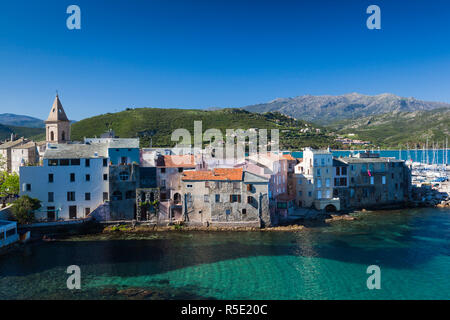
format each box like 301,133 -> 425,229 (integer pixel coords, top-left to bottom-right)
0,0 -> 449,120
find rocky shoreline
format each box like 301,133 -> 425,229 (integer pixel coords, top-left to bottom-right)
101,213 -> 358,233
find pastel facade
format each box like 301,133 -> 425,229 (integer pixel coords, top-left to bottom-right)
11,141 -> 38,174
295,148 -> 340,211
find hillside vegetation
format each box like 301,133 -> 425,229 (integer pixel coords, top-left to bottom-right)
71,108 -> 340,149
329,108 -> 450,148
0,124 -> 45,142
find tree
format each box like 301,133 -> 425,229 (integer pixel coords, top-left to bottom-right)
11,195 -> 41,225
0,172 -> 20,198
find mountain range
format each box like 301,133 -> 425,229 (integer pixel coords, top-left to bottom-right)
242,93 -> 450,124
0,113 -> 44,128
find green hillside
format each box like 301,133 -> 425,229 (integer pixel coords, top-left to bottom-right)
0,124 -> 45,142
328,108 -> 450,148
71,108 -> 340,150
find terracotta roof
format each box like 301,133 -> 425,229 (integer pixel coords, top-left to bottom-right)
157,155 -> 196,168
46,94 -> 69,122
182,168 -> 243,181
281,154 -> 296,161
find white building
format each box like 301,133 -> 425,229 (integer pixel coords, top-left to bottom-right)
19,143 -> 110,221
295,148 -> 340,211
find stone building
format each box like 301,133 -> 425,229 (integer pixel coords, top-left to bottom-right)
11,141 -> 38,174
0,137 -> 27,173
336,152 -> 411,209
180,168 -> 271,227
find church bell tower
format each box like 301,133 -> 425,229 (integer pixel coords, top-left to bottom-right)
45,94 -> 71,144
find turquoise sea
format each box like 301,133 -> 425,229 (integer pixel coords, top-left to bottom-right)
0,207 -> 449,300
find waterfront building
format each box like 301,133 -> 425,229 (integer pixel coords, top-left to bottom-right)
180,168 -> 271,227
0,220 -> 19,248
336,152 -> 411,209
295,148 -> 340,211
45,94 -> 71,144
156,154 -> 196,220
19,143 -> 110,221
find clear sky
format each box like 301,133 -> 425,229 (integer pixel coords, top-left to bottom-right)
0,0 -> 449,120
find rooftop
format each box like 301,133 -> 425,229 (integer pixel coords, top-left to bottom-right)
44,143 -> 108,159
182,168 -> 243,181
46,94 -> 69,122
0,138 -> 26,149
157,155 -> 196,168
340,157 -> 404,164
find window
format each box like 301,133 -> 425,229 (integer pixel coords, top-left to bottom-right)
26,184 -> 31,191
370,176 -> 374,185
204,195 -> 209,202
119,171 -> 129,181
103,192 -> 109,201
85,193 -> 91,201
230,195 -> 241,203
70,159 -> 80,166
242,209 -> 247,215
85,208 -> 90,216
326,178 -> 330,187
342,167 -> 347,175
60,159 -> 69,166
48,192 -> 54,202
215,194 -> 220,203
326,190 -> 331,198
121,156 -> 127,164
233,182 -> 240,190
70,173 -> 75,182
298,179 -> 302,185
308,191 -> 312,197
103,159 -> 108,167
48,159 -> 58,166
67,192 -> 76,201
178,167 -> 183,173
350,188 -> 355,198
160,168 -> 166,174
103,174 -> 108,181
382,176 -> 386,185
48,174 -> 54,183
86,174 -> 90,181
112,191 -> 122,201
317,190 -> 322,199
187,184 -> 192,188
226,209 -> 231,215
336,167 -> 341,175
317,179 -> 322,188
47,207 -> 56,221
161,180 -> 166,187
85,159 -> 90,167
298,191 -> 302,196
5,228 -> 16,238
247,184 -> 253,191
